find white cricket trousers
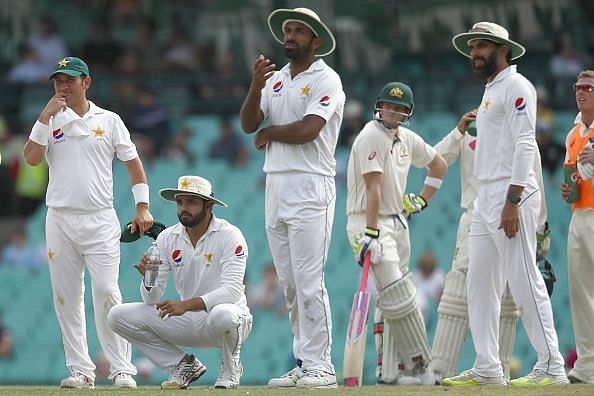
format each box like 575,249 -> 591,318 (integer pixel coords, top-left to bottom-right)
568,210 -> 594,383
108,302 -> 252,369
265,172 -> 335,373
468,181 -> 564,377
45,207 -> 135,381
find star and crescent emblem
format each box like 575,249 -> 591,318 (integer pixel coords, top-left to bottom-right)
57,58 -> 70,68
300,84 -> 310,97
180,178 -> 191,190
92,126 -> 105,138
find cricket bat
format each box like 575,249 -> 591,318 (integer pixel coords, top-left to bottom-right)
343,252 -> 372,387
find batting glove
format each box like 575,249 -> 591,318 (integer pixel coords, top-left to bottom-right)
536,221 -> 550,261
402,193 -> 427,216
351,227 -> 382,266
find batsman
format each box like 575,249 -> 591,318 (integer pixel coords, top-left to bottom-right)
346,82 -> 447,385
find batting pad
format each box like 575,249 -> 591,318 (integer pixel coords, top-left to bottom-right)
499,285 -> 519,381
378,274 -> 431,373
431,270 -> 469,377
380,319 -> 404,383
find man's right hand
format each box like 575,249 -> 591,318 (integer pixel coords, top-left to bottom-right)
250,55 -> 276,91
39,93 -> 67,124
134,253 -> 149,276
351,227 -> 382,266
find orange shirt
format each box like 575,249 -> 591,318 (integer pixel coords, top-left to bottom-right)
565,124 -> 594,210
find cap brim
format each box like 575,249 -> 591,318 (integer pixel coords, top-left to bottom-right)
159,188 -> 228,207
268,9 -> 336,57
452,32 -> 525,60
49,69 -> 84,80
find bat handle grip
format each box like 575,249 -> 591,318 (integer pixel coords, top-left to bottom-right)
359,252 -> 371,291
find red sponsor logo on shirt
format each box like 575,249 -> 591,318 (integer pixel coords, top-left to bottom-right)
235,245 -> 245,257
368,151 -> 377,160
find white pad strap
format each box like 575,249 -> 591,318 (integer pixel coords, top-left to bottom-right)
499,285 -> 519,381
432,270 -> 469,377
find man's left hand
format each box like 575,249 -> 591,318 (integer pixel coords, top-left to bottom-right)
402,193 -> 427,216
499,203 -> 520,239
130,203 -> 154,237
254,129 -> 269,150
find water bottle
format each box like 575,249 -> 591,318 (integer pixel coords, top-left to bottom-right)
144,242 -> 160,288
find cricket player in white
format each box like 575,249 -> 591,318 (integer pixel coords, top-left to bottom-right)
108,175 -> 252,390
432,111 -> 551,382
346,82 -> 447,385
240,7 -> 344,389
443,22 -> 568,386
560,70 -> 594,385
23,57 -> 153,389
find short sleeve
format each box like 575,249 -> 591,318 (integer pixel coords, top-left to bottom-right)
409,132 -> 437,168
111,114 -> 139,161
305,73 -> 345,122
356,129 -> 387,175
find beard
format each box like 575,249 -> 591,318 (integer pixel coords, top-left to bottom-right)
284,39 -> 314,60
178,208 -> 207,228
471,49 -> 499,80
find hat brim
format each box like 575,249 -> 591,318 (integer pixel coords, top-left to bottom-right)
159,189 -> 228,207
49,69 -> 85,80
452,32 -> 525,60
268,9 -> 336,57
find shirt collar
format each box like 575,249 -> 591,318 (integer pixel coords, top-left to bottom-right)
83,101 -> 105,120
485,65 -> 516,88
281,59 -> 326,77
575,111 -> 594,129
172,214 -> 223,238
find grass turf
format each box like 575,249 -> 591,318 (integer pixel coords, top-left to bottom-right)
0,385 -> 593,395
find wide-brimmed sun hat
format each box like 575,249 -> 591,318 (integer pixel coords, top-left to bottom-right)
159,175 -> 227,207
452,21 -> 525,60
268,7 -> 336,57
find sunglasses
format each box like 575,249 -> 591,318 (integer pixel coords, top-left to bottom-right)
573,83 -> 594,93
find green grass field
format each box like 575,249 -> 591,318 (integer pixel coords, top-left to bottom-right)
0,385 -> 592,395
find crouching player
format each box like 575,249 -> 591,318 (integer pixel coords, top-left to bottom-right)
109,175 -> 252,390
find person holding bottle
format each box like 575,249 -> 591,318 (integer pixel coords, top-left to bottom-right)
108,175 -> 252,390
560,70 -> 594,384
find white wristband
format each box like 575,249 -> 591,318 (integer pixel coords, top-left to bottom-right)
29,120 -> 49,146
132,183 -> 150,206
424,176 -> 442,189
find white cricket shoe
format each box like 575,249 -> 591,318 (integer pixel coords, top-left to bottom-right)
161,354 -> 207,390
296,370 -> 338,389
60,372 -> 94,389
268,365 -> 305,388
114,372 -> 137,388
214,362 -> 243,389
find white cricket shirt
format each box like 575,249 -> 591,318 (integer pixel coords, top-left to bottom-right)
347,120 -> 437,216
260,59 -> 345,176
474,65 -> 538,189
141,215 -> 249,313
31,101 -> 138,211
435,127 -> 477,210
436,127 -> 548,225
